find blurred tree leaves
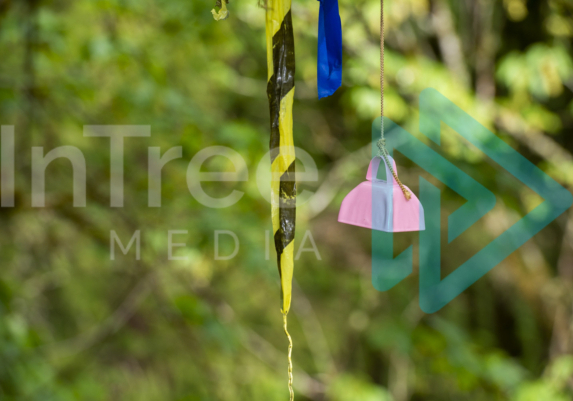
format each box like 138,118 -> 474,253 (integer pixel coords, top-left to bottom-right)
0,0 -> 572,400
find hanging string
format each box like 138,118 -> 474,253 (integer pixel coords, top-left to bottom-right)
378,0 -> 385,147
282,311 -> 294,401
376,0 -> 411,200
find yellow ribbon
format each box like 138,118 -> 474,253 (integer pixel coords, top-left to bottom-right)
211,0 -> 229,21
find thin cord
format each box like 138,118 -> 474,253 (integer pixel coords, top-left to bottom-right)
380,0 -> 384,142
376,0 -> 411,200
282,311 -> 294,401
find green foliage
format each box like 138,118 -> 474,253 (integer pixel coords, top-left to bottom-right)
0,0 -> 572,400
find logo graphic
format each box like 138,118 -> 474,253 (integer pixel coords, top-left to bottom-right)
372,89 -> 573,313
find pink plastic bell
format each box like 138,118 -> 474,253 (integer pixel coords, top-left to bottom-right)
338,156 -> 425,232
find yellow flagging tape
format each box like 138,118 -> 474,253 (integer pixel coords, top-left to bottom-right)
211,0 -> 229,21
265,0 -> 296,398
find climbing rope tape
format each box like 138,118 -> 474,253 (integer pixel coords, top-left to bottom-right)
212,0 -> 296,397
265,0 -> 297,399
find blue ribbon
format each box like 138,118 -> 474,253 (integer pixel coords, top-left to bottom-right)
317,0 -> 342,99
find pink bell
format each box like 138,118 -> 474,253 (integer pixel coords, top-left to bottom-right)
338,156 -> 425,232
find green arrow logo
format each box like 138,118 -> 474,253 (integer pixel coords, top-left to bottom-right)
372,89 -> 572,312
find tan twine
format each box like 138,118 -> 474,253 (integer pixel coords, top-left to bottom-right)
376,0 -> 411,200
